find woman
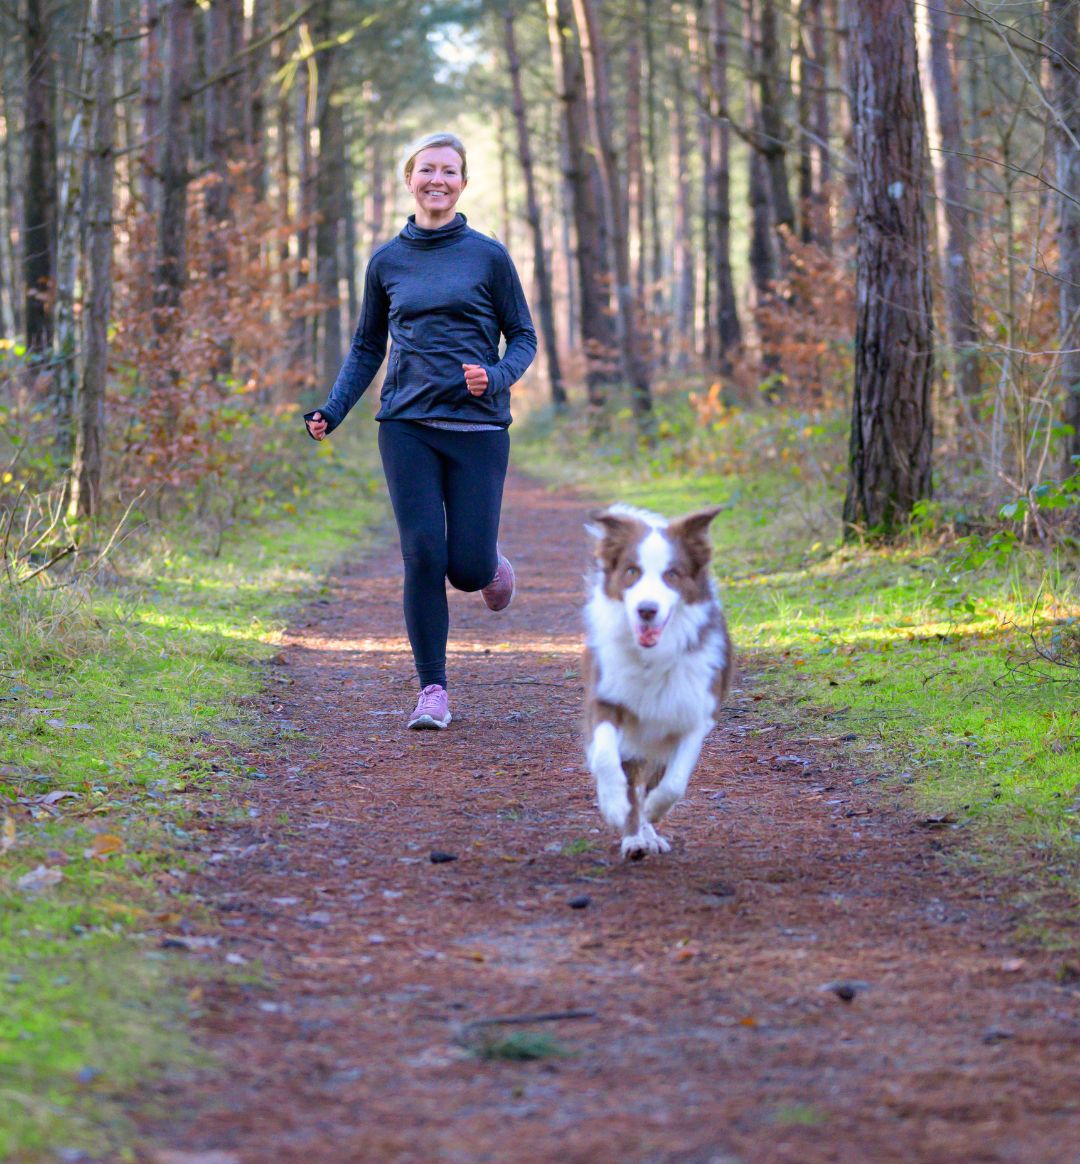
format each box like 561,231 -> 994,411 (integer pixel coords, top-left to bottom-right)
305,132 -> 537,731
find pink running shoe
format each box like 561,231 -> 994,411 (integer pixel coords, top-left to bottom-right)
408,684 -> 451,730
481,551 -> 515,612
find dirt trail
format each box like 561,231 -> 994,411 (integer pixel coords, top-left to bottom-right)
139,471 -> 1080,1164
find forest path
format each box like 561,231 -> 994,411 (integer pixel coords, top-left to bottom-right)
139,470 -> 1079,1164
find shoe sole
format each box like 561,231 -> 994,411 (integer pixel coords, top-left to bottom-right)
408,712 -> 452,730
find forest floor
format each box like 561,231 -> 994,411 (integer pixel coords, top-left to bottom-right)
134,469 -> 1080,1164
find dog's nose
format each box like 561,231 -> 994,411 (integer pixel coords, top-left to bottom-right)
637,602 -> 659,624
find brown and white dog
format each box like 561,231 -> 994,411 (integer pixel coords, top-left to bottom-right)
583,504 -> 733,859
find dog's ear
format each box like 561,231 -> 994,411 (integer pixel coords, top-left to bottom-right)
668,506 -> 724,566
585,508 -> 640,565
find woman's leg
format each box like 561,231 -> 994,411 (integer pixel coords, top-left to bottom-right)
378,422 -> 450,689
441,428 -> 510,592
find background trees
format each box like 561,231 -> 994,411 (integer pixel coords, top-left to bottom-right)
0,0 -> 1077,537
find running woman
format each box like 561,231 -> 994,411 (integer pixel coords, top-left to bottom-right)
304,131 -> 537,730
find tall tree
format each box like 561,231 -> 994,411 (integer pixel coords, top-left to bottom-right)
24,0 -> 57,353
546,0 -> 616,407
920,1 -> 979,405
1047,0 -> 1080,469
500,2 -> 566,408
70,0 -> 116,517
314,0 -> 345,385
710,0 -> 741,356
154,0 -> 194,320
141,0 -> 162,216
844,0 -> 934,537
571,0 -> 653,415
756,0 -> 796,235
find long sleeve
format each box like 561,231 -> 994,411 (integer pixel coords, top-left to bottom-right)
311,258 -> 390,436
483,248 -> 537,394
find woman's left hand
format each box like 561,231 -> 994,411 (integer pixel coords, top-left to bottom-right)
463,363 -> 488,396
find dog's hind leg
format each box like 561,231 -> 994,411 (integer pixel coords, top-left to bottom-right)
588,721 -> 631,831
644,723 -> 712,825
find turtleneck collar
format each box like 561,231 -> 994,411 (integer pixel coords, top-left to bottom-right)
399,213 -> 469,248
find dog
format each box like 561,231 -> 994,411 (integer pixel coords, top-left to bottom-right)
582,504 -> 733,859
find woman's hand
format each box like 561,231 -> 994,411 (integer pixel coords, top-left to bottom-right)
306,411 -> 328,440
463,364 -> 488,396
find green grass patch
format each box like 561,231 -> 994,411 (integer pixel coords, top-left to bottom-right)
0,424 -> 389,1160
515,400 -> 1080,884
468,1029 -> 573,1062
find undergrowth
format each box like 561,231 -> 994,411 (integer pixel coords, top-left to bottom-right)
0,418 -> 387,1161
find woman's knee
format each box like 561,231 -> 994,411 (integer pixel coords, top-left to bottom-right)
402,533 -> 448,579
446,560 -> 494,592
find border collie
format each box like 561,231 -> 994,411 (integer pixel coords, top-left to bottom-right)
583,504 -> 733,859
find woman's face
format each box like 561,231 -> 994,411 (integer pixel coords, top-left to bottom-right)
406,146 -> 467,226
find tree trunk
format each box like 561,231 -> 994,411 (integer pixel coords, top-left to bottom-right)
0,75 -> 19,337
502,3 -> 566,408
141,0 -> 162,216
70,0 -> 116,518
1047,0 -> 1080,469
24,0 -> 58,354
625,6 -> 644,303
810,0 -> 833,250
314,0 -> 344,385
155,0 -> 194,319
571,0 -> 652,415
710,0 -> 741,356
290,48 -> 314,371
843,0 -> 934,538
53,13 -> 91,452
921,1 -> 980,405
758,0 -> 796,234
546,0 -> 616,406
688,0 -> 713,362
643,0 -> 666,363
204,0 -> 236,275
745,4 -> 776,299
671,40 -> 695,367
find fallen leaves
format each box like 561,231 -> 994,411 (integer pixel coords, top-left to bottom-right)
15,864 -> 64,894
85,833 -> 125,860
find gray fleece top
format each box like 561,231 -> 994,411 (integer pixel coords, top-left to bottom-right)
305,214 -> 537,435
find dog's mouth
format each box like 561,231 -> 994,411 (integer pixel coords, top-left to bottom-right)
635,621 -> 666,649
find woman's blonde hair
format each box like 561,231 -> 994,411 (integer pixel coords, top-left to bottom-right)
401,132 -> 468,183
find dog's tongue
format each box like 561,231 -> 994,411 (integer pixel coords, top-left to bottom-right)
637,625 -> 663,648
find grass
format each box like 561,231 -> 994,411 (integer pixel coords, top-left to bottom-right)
515,397 -> 1080,888
0,423 -> 389,1161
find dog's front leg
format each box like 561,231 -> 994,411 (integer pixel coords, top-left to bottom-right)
587,721 -> 630,830
644,723 -> 711,824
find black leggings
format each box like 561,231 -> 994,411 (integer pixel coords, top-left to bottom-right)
378,420 -> 510,689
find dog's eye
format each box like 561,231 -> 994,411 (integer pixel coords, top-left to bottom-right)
624,565 -> 641,581
663,568 -> 682,584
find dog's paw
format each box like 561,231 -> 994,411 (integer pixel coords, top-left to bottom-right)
620,830 -> 670,860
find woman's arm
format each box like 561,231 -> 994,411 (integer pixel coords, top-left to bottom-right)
483,248 -> 538,394
304,257 -> 390,438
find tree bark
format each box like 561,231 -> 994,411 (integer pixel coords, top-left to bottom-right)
314,0 -> 344,385
501,3 -> 566,408
1047,0 -> 1080,469
70,0 -> 117,518
0,79 -> 20,337
921,1 -> 980,405
710,0 -> 741,356
546,0 -> 616,406
757,0 -> 796,234
141,0 -> 162,216
24,0 -> 58,353
643,0 -> 665,361
155,0 -> 194,319
571,0 -> 652,415
744,3 -> 776,299
843,0 -> 934,538
671,39 -> 695,367
687,0 -> 713,361
810,0 -> 833,250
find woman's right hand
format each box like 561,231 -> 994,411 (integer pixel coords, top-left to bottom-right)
306,411 -> 328,440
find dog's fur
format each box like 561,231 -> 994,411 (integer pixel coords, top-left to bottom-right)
582,504 -> 733,859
